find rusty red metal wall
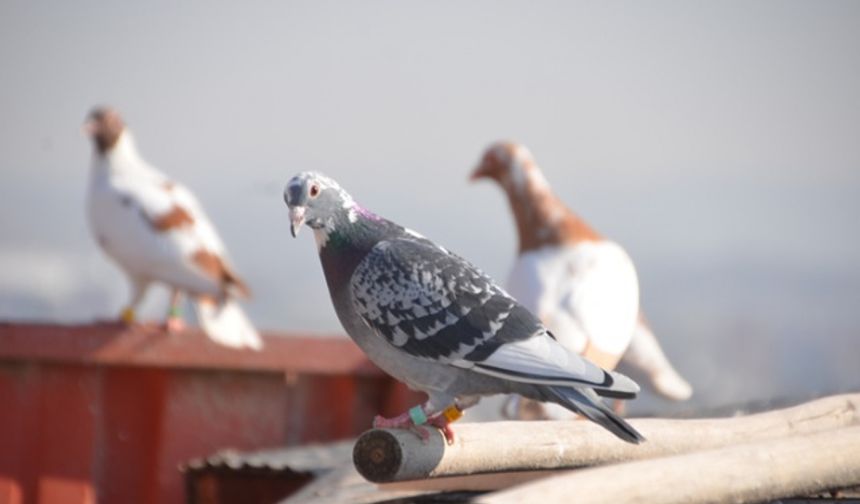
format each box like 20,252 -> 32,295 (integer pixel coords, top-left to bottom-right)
0,323 -> 422,504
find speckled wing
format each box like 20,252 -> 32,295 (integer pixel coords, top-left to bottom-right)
351,236 -> 529,362
349,236 -> 628,392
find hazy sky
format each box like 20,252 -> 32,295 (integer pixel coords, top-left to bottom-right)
1,1 -> 858,412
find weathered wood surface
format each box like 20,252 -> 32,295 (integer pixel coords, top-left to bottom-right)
482,425 -> 860,504
353,393 -> 860,483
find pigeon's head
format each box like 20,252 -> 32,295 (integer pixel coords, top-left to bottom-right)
84,106 -> 125,154
470,141 -> 541,193
283,171 -> 355,238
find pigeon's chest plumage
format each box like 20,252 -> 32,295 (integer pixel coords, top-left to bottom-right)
87,171 -> 189,281
507,241 -> 639,355
88,174 -> 151,264
318,233 -> 461,393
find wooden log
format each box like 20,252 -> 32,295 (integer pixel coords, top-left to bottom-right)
352,393 -> 860,483
482,425 -> 860,504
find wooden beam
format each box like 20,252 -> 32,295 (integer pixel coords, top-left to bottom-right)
482,425 -> 860,504
352,393 -> 860,483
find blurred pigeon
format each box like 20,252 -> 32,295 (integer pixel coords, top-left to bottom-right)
471,141 -> 691,420
84,106 -> 262,350
283,171 -> 644,444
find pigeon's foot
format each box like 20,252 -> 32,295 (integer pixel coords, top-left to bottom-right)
120,307 -> 136,324
372,411 -> 433,442
427,414 -> 456,445
411,425 -> 433,442
429,403 -> 463,445
165,302 -> 185,334
372,411 -> 412,430
373,404 -> 463,445
165,316 -> 186,334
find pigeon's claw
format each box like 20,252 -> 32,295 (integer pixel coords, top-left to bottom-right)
372,407 -> 443,444
428,415 -> 456,445
376,404 -> 462,444
410,425 -> 433,443
372,412 -> 412,430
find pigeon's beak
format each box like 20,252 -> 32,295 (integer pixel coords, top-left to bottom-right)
289,206 -> 306,238
469,162 -> 491,182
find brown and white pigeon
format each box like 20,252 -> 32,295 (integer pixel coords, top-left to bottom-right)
471,141 -> 691,418
284,171 -> 644,444
84,106 -> 262,350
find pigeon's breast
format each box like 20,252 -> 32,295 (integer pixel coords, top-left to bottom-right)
328,277 -> 459,394
89,182 -> 152,271
507,242 -> 639,355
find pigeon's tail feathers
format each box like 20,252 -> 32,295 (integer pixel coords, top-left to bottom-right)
621,318 -> 693,401
195,298 -> 263,351
542,385 -> 645,444
651,367 -> 694,401
593,369 -> 640,399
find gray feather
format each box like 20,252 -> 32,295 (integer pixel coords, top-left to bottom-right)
541,386 -> 645,444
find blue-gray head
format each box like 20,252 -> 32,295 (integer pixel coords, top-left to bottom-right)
283,171 -> 356,238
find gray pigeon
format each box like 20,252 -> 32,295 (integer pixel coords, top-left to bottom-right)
283,172 -> 644,444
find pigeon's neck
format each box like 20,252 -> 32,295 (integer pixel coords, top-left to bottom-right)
504,169 -> 601,253
93,132 -> 148,174
317,207 -> 396,294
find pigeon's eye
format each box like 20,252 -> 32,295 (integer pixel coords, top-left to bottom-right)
309,184 -> 320,198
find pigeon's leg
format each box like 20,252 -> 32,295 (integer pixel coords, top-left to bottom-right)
120,278 -> 149,324
372,409 -> 437,443
165,289 -> 186,333
372,411 -> 413,430
425,396 -> 478,445
373,394 -> 464,443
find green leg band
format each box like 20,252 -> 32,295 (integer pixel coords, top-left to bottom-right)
409,405 -> 428,426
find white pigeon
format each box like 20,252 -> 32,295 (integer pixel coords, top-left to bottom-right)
84,106 -> 262,350
471,141 -> 691,419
